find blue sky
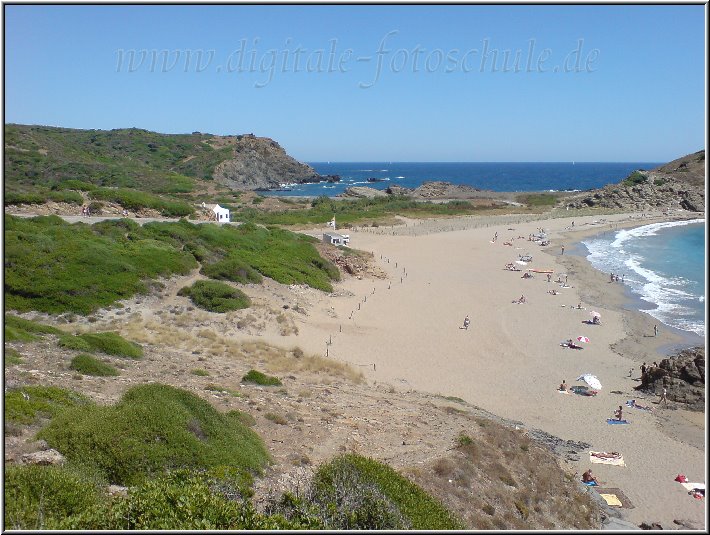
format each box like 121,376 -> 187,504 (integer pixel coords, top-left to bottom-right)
4,4 -> 706,161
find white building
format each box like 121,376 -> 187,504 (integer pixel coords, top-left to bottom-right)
211,204 -> 230,223
323,232 -> 350,246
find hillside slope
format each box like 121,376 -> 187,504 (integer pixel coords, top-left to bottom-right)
565,150 -> 705,213
3,124 -> 332,193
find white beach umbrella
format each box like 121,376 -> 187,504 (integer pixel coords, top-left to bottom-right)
576,336 -> 591,343
590,311 -> 601,318
577,374 -> 602,390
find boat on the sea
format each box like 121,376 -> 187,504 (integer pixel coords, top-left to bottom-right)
367,177 -> 387,183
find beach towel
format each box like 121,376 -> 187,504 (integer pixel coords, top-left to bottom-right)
589,451 -> 625,466
582,481 -> 598,486
606,419 -> 629,425
681,482 -> 705,492
595,488 -> 635,509
599,493 -> 622,507
557,389 -> 571,395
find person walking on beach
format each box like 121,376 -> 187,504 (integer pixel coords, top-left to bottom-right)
547,274 -> 551,283
462,315 -> 470,330
610,272 -> 614,282
660,387 -> 668,406
654,324 -> 658,336
561,245 -> 565,255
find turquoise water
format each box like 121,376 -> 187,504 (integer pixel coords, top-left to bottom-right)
263,161 -> 661,196
582,220 -> 706,337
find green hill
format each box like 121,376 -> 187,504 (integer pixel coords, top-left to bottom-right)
4,124 -> 234,195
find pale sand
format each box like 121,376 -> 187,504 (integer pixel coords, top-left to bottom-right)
256,210 -> 705,528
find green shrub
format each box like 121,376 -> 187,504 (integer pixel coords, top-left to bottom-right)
622,170 -> 648,186
242,369 -> 282,386
191,368 -> 210,376
69,354 -> 119,376
5,314 -> 62,342
5,347 -> 23,365
515,193 -> 559,207
178,280 -> 250,312
227,409 -> 256,427
3,464 -> 104,530
654,178 -> 667,186
59,179 -> 97,191
58,334 -> 92,352
4,385 -> 92,425
77,332 -> 143,359
48,190 -> 83,205
4,191 -> 46,205
201,258 -> 263,284
269,454 -> 463,530
38,383 -> 270,486
5,325 -> 39,342
456,433 -> 474,447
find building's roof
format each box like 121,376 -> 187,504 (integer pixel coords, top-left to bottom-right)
323,232 -> 346,239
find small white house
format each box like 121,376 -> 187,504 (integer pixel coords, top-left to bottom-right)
323,232 -> 350,247
212,204 -> 230,223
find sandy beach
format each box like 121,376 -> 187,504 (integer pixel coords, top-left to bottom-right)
260,210 -> 706,528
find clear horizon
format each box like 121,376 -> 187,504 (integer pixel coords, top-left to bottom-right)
4,4 -> 706,162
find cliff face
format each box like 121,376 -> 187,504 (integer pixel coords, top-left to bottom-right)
209,134 -> 333,190
565,151 -> 705,213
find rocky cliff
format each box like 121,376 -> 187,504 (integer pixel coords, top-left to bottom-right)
565,151 -> 705,213
635,347 -> 705,411
209,134 -> 338,190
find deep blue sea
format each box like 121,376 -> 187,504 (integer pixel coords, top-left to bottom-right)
262,162 -> 662,197
582,221 -> 706,338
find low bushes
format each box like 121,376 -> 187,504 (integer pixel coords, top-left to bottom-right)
77,332 -> 143,359
4,215 -> 197,314
201,257 -> 263,284
4,467 -> 309,530
4,464 -> 105,530
178,280 -> 251,312
69,354 -> 119,376
4,386 -> 91,425
38,383 -> 270,486
89,187 -> 194,217
242,370 -> 282,386
267,454 -> 463,530
5,314 -> 62,342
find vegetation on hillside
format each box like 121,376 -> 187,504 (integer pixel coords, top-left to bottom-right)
178,280 -> 251,312
38,383 -> 270,487
4,215 -> 339,315
4,124 -> 236,194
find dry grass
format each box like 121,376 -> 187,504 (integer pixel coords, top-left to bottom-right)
402,415 -> 601,530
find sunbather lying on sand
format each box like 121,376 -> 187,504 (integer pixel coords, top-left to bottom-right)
591,451 -> 621,459
548,289 -> 558,295
561,339 -> 583,349
627,399 -> 653,411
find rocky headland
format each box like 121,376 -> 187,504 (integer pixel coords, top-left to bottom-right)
210,133 -> 339,190
564,151 -> 705,213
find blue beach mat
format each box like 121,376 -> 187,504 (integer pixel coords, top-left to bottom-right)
607,419 -> 630,425
582,481 -> 598,486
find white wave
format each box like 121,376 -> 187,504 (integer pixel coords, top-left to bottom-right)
379,169 -> 388,171
395,176 -> 405,179
611,218 -> 705,248
584,229 -> 705,338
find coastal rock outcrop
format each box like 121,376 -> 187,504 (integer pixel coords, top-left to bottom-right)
210,134 -> 337,190
565,150 -> 705,214
635,347 -> 705,411
339,186 -> 388,198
